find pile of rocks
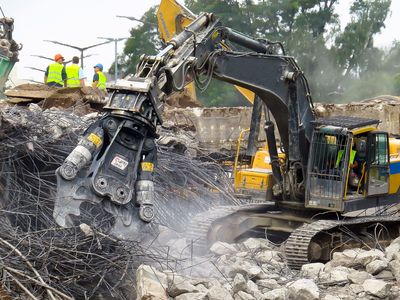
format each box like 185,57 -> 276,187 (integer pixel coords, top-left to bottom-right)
137,236 -> 400,300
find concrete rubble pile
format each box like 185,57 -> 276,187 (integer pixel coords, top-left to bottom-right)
0,101 -> 237,231
0,97 -> 238,298
0,92 -> 400,298
4,84 -> 107,115
137,234 -> 400,300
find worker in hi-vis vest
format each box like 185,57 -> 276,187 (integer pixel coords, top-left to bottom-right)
336,144 -> 361,188
92,63 -> 107,90
66,56 -> 85,87
335,147 -> 359,172
44,54 -> 67,87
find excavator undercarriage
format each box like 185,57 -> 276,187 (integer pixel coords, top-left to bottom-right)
186,203 -> 400,269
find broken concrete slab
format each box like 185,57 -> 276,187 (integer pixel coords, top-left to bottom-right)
349,283 -> 364,295
168,280 -> 201,297
210,241 -> 238,256
136,265 -> 168,300
354,249 -> 385,266
207,284 -> 233,300
262,288 -> 287,300
287,279 -> 319,300
347,270 -> 372,285
232,273 -> 247,294
241,238 -> 272,251
320,266 -> 351,283
256,279 -> 280,291
362,279 -> 391,299
234,291 -> 255,300
254,250 -> 282,264
389,259 -> 400,281
385,242 -> 400,261
5,83 -> 55,100
365,259 -> 388,275
175,292 -> 208,300
300,262 -> 325,279
245,279 -> 262,299
330,248 -> 365,267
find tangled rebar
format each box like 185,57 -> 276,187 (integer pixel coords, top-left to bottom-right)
0,105 -> 237,298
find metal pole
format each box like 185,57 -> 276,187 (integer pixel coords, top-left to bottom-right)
116,15 -> 157,27
114,39 -> 118,82
44,39 -> 112,70
97,37 -> 129,82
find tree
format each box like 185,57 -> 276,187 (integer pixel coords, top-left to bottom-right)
185,0 -> 255,34
120,6 -> 161,76
117,0 -> 394,105
184,0 -> 342,103
334,0 -> 391,78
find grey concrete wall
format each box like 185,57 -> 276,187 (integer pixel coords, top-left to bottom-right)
162,96 -> 400,152
163,107 -> 260,152
315,97 -> 400,136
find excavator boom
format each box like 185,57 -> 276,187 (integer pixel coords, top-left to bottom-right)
156,0 -> 256,104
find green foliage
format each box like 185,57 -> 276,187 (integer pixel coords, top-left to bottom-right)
334,0 -> 391,77
340,71 -> 395,102
119,6 -> 161,76
117,0 -> 396,106
197,80 -> 250,107
383,41 -> 400,95
395,73 -> 400,95
183,0 -> 343,104
185,0 -> 255,35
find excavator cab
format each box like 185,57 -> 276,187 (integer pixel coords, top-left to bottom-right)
306,116 -> 391,212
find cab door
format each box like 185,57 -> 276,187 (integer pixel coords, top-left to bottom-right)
367,132 -> 389,196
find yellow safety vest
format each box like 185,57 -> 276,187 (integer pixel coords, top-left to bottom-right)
47,63 -> 64,85
335,149 -> 356,168
97,71 -> 107,90
66,64 -> 81,87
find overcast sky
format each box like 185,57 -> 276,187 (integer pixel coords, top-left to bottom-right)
3,0 -> 399,84
5,0 -> 160,84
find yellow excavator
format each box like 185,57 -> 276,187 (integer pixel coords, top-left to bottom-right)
151,0 -> 400,267
53,0 -> 400,269
155,0 -> 400,206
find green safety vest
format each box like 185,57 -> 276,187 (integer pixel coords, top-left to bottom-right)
66,64 -> 81,87
335,149 -> 356,168
47,63 -> 64,85
97,71 -> 107,90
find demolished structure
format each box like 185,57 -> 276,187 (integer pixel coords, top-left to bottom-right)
0,98 -> 238,298
1,0 -> 400,298
0,90 -> 400,298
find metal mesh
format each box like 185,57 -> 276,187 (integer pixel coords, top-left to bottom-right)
307,132 -> 348,210
0,106 -> 239,298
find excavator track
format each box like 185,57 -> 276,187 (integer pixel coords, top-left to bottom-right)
285,220 -> 339,269
186,204 -> 272,254
186,205 -> 244,254
285,214 -> 400,269
187,204 -> 400,269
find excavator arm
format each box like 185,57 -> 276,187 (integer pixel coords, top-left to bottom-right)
156,0 -> 257,104
54,11 -> 315,237
154,12 -> 315,200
